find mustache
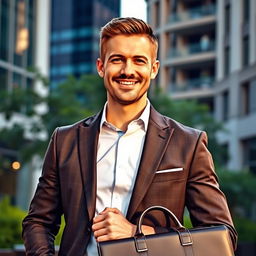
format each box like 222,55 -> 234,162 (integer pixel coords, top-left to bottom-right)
114,74 -> 139,80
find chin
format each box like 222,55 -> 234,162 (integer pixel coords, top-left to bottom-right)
116,99 -> 138,105
116,95 -> 146,106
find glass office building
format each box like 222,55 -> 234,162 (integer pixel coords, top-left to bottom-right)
50,0 -> 120,88
0,0 -> 35,92
0,0 -> 36,203
0,0 -> 50,207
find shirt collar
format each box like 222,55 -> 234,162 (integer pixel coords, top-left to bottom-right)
100,100 -> 150,132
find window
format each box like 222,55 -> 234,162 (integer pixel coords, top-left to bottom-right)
243,0 -> 250,24
243,35 -> 249,67
224,2 -> 230,76
12,72 -> 22,89
13,0 -> 26,67
0,0 -> 9,61
27,0 -> 36,67
224,46 -> 230,76
250,79 -> 256,113
243,137 -> 256,175
242,0 -> 250,67
222,91 -> 229,121
241,79 -> 256,116
155,1 -> 160,28
0,67 -> 8,91
224,3 -> 230,35
241,82 -> 249,116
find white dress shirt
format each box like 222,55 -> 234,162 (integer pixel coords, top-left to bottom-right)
87,101 -> 150,256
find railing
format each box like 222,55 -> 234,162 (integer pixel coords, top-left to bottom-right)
169,4 -> 216,24
170,77 -> 215,92
169,40 -> 215,58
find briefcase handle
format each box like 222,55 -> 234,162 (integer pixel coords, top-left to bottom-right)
136,205 -> 186,235
134,205 -> 193,253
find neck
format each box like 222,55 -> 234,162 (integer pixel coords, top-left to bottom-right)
106,99 -> 147,131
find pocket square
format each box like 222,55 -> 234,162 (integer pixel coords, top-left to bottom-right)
156,167 -> 183,174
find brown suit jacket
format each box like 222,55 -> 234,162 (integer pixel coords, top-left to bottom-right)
22,106 -> 237,255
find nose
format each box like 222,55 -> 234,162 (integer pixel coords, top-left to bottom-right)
121,60 -> 134,77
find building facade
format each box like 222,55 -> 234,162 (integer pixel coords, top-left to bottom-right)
214,0 -> 256,172
50,0 -> 120,88
147,0 -> 256,172
0,0 -> 50,208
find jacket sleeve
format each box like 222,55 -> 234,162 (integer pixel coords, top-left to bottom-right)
22,128 -> 62,256
186,131 -> 237,251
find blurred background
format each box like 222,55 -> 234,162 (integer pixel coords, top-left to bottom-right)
0,0 -> 255,255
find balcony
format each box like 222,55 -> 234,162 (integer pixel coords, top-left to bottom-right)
163,4 -> 216,33
169,4 -> 216,24
169,40 -> 215,58
170,76 -> 215,93
166,40 -> 216,67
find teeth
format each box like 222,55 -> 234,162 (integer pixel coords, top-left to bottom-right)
118,81 -> 136,85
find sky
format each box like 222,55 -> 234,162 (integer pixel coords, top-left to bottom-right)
121,0 -> 147,21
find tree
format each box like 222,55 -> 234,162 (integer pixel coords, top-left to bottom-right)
42,74 -> 106,137
149,88 -> 225,166
0,74 -> 106,165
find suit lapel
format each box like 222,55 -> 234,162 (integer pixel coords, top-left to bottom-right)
126,107 -> 174,220
78,112 -> 101,221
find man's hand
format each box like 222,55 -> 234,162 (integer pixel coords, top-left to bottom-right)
92,207 -> 155,242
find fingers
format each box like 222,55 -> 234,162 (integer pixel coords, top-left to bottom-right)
93,214 -> 105,224
92,208 -> 135,242
93,209 -> 119,224
100,207 -> 121,215
92,211 -> 117,241
93,226 -> 116,242
92,210 -> 117,233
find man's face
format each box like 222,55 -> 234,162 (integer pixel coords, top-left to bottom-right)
97,35 -> 159,106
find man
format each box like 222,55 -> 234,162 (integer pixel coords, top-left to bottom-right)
22,17 -> 237,255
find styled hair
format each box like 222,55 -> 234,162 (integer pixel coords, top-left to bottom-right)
99,17 -> 158,60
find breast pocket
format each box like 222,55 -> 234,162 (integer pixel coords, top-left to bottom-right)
152,168 -> 186,182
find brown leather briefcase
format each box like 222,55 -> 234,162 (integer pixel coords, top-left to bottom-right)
97,205 -> 234,256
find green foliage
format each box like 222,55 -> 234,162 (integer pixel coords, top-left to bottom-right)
150,88 -> 209,126
42,74 -> 106,136
217,169 -> 256,242
217,169 -> 256,219
0,86 -> 44,120
0,197 -> 66,248
234,217 -> 256,242
55,216 -> 65,245
0,197 -> 26,248
183,215 -> 193,228
149,88 -> 225,166
0,74 -> 106,163
0,124 -> 25,151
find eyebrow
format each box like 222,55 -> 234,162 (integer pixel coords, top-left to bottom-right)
133,55 -> 149,62
108,54 -> 124,60
108,54 -> 149,62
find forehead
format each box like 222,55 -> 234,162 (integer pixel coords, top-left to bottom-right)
103,35 -> 156,59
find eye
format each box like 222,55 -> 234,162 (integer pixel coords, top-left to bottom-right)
134,58 -> 147,64
110,57 -> 123,63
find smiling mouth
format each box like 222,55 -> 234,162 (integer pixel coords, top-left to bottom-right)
115,79 -> 140,85
118,81 -> 136,85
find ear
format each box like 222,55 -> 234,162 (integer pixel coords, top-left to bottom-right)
96,58 -> 104,78
150,60 -> 160,79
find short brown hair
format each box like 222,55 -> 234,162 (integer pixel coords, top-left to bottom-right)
99,17 -> 158,60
